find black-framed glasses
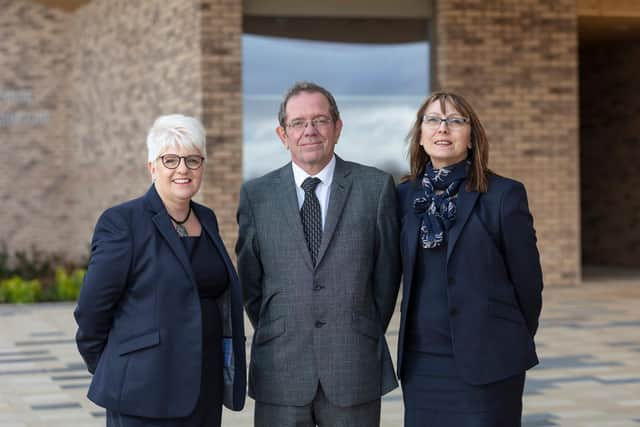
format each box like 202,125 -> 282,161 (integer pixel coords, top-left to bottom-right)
286,117 -> 333,132
422,115 -> 469,130
159,154 -> 204,170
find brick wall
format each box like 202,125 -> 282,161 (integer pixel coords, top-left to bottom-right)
199,0 -> 243,255
0,0 -> 72,258
580,41 -> 640,267
0,0 -> 242,261
67,0 -> 204,259
3,0 -> 584,284
434,0 -> 581,285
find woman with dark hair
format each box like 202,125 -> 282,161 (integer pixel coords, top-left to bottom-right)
397,92 -> 543,426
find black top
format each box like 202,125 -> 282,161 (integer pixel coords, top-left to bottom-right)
406,243 -> 453,356
182,233 -> 229,299
179,232 -> 229,425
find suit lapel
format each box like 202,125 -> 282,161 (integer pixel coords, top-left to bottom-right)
276,165 -> 315,270
145,186 -> 196,285
446,187 -> 479,261
315,157 -> 352,268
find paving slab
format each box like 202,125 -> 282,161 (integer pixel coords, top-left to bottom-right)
0,267 -> 639,426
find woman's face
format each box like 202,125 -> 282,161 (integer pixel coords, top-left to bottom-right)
420,99 -> 471,169
148,144 -> 204,206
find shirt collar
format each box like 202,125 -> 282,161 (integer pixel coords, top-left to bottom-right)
292,155 -> 336,188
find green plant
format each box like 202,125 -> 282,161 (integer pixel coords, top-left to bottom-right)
0,242 -> 89,303
54,268 -> 86,301
0,276 -> 42,303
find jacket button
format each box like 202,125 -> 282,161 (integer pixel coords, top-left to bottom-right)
315,321 -> 326,328
448,276 -> 455,285
313,284 -> 324,291
449,307 -> 458,316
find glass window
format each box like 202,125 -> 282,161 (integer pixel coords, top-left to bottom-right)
243,34 -> 429,181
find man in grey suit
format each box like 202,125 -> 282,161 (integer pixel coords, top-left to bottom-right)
236,81 -> 401,426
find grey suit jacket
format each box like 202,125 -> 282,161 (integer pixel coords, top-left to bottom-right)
236,156 -> 401,407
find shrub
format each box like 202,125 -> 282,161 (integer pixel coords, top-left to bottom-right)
0,276 -> 42,303
0,243 -> 89,303
55,268 -> 86,301
12,247 -> 62,282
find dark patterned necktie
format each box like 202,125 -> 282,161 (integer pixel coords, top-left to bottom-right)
300,177 -> 322,266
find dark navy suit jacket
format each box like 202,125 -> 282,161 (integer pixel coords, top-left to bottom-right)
396,174 -> 543,385
74,185 -> 246,417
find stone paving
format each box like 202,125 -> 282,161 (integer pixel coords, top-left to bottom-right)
0,267 -> 639,426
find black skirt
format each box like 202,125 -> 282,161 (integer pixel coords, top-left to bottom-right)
402,351 -> 525,427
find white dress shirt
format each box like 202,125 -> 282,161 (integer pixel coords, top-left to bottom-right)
291,156 -> 336,230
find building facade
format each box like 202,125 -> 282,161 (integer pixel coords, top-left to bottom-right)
2,0 -> 639,286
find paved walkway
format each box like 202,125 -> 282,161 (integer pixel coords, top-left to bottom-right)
0,268 -> 639,426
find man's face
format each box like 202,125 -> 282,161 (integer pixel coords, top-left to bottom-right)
277,91 -> 342,175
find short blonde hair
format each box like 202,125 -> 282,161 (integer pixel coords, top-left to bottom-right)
146,114 -> 206,163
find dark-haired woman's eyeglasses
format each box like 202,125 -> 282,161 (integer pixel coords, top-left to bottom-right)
422,115 -> 469,130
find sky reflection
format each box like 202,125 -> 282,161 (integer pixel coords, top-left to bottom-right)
242,35 -> 430,181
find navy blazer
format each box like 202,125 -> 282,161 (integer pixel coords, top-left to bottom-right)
396,174 -> 543,385
74,185 -> 246,417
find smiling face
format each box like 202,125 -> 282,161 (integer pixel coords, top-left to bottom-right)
148,144 -> 204,206
420,99 -> 471,169
276,91 -> 342,176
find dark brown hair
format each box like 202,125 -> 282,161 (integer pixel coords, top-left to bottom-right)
405,91 -> 490,192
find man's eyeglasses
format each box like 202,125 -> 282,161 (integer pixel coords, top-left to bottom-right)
286,117 -> 333,132
159,154 -> 204,170
422,115 -> 469,130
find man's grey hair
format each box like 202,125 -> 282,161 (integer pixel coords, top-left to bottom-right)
278,81 -> 341,128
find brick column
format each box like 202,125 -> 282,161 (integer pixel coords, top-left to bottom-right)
433,0 -> 580,285
199,0 -> 243,257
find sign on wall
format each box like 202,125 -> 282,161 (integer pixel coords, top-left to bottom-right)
0,89 -> 50,127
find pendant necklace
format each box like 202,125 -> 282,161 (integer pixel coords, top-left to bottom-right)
168,207 -> 191,237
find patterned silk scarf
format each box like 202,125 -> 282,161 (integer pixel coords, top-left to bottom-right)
413,159 -> 469,249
